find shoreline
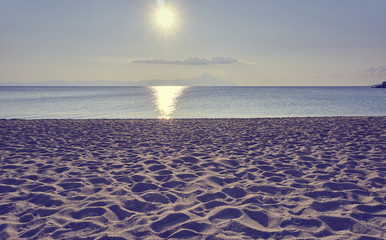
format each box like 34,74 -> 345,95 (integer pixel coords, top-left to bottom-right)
1,116 -> 386,123
1,117 -> 385,239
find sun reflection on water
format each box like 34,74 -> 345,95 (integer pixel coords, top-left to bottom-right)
150,86 -> 187,119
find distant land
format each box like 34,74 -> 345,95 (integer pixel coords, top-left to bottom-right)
0,73 -> 236,87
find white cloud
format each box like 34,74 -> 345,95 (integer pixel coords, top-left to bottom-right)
132,57 -> 238,65
315,66 -> 386,80
357,66 -> 386,76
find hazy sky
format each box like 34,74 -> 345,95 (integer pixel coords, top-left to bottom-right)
1,0 -> 386,86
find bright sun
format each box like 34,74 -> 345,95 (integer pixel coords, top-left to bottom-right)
155,6 -> 176,31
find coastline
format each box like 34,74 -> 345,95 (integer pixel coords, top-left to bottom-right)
1,117 -> 385,239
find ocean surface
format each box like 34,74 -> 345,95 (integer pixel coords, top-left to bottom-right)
0,86 -> 385,119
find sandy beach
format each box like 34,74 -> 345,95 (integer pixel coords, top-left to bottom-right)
0,117 -> 385,239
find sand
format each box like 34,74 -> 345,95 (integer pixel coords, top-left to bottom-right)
0,117 -> 385,239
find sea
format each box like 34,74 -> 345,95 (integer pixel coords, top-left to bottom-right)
0,86 -> 385,119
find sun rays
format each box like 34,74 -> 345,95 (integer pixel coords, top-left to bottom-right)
152,1 -> 179,34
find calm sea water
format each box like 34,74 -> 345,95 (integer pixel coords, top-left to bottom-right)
0,86 -> 385,119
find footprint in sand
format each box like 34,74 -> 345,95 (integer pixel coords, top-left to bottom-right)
150,213 -> 190,232
209,208 -> 242,222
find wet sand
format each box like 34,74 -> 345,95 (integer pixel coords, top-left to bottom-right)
0,117 -> 385,239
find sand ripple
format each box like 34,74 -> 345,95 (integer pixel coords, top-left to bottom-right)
0,117 -> 385,239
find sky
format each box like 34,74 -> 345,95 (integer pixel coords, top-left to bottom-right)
1,0 -> 386,86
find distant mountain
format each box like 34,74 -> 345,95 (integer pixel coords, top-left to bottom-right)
0,73 -> 236,86
138,73 -> 236,86
371,81 -> 386,88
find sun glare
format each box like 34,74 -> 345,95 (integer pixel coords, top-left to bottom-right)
151,86 -> 186,119
154,6 -> 177,31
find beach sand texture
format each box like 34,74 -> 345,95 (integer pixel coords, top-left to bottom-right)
0,117 -> 385,239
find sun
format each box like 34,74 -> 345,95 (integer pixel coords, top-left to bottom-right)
156,7 -> 175,28
154,6 -> 177,31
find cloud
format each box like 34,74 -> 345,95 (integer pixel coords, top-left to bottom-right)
357,66 -> 386,76
132,57 -> 238,65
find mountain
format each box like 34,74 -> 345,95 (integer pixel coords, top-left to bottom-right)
139,73 -> 236,86
0,73 -> 236,86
